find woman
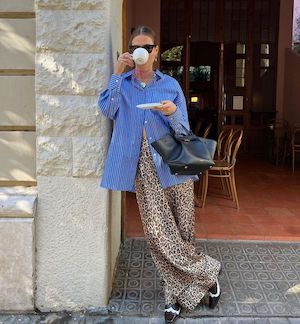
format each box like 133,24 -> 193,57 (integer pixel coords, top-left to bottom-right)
98,26 -> 221,323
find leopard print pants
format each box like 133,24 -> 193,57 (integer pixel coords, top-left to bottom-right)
135,137 -> 221,311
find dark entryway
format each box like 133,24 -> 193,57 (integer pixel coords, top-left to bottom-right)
160,0 -> 280,153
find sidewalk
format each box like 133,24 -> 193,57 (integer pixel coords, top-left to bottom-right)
1,238 -> 300,323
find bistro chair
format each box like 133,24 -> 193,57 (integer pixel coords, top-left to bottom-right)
200,129 -> 244,209
195,127 -> 233,205
291,123 -> 300,173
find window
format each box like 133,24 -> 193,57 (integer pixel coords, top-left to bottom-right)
260,43 -> 270,77
189,66 -> 211,82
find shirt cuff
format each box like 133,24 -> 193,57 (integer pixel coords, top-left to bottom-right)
108,74 -> 123,91
167,107 -> 184,133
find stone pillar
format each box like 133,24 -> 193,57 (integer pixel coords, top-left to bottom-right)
35,0 -> 122,311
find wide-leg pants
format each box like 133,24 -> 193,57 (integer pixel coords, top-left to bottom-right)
135,137 -> 221,310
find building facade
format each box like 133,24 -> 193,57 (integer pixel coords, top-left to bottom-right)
0,0 -> 298,312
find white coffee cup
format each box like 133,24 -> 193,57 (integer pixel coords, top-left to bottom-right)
132,48 -> 149,65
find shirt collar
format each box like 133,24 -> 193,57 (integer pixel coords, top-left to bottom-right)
122,69 -> 164,81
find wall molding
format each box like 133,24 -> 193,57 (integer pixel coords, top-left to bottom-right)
0,12 -> 35,19
0,70 -> 35,76
0,126 -> 36,131
0,181 -> 37,186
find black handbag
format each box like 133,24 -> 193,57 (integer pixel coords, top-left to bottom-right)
151,132 -> 217,175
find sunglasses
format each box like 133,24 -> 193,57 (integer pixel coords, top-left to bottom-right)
129,44 -> 157,54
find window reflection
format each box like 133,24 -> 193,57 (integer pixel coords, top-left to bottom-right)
161,46 -> 183,61
189,66 -> 211,82
236,59 -> 245,87
236,43 -> 246,54
261,43 -> 269,54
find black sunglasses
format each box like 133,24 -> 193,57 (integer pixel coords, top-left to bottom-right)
129,44 -> 157,54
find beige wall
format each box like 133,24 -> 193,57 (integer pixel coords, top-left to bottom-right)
0,1 -> 36,183
0,1 -> 34,12
283,49 -> 300,125
276,0 -> 294,117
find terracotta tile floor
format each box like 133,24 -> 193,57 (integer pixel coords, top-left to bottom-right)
124,155 -> 300,241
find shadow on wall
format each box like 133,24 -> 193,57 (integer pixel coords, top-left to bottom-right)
0,20 -> 35,65
0,134 -> 35,180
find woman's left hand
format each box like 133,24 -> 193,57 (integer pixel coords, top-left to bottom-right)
153,100 -> 177,116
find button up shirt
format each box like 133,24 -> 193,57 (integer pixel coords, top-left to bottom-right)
98,69 -> 198,192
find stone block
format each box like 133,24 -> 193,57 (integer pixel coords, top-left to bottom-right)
0,76 -> 35,126
72,137 -> 109,177
0,218 -> 34,310
35,0 -> 106,10
0,132 -> 36,181
0,195 -> 37,218
71,54 -> 106,95
36,53 -> 105,95
72,0 -> 106,10
37,137 -> 72,176
0,0 -> 35,12
35,176 -> 110,311
36,95 -> 111,137
0,19 -> 35,69
36,10 -> 106,53
35,53 -> 73,95
35,0 -> 71,10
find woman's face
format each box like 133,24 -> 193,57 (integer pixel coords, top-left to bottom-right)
131,35 -> 159,68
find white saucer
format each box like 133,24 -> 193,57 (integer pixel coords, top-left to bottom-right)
136,102 -> 162,109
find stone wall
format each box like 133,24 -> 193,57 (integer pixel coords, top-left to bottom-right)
35,0 -> 122,311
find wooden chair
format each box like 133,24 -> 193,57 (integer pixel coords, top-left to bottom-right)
200,129 -> 244,209
195,127 -> 233,206
291,124 -> 300,173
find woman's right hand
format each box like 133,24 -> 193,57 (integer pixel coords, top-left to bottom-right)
114,52 -> 134,75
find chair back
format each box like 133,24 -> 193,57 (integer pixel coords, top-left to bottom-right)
202,123 -> 212,138
194,120 -> 203,136
227,129 -> 243,166
216,128 -> 233,160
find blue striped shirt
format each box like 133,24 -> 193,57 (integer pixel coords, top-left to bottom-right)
97,69 -> 198,192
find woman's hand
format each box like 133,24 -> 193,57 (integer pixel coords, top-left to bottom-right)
153,100 -> 177,116
114,52 -> 134,75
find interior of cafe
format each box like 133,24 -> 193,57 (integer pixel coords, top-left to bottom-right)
122,0 -> 300,242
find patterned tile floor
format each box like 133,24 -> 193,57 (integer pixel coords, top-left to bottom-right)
108,238 -> 300,319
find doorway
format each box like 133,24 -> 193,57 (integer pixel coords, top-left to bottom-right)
122,0 -> 300,241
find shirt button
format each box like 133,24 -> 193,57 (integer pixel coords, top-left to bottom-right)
111,98 -> 114,101
144,120 -> 148,124
116,80 -> 119,82
149,137 -> 152,140
153,153 -> 156,157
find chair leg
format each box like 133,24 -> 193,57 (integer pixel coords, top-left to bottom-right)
201,171 -> 209,208
197,176 -> 203,198
225,177 -> 232,198
230,170 -> 239,209
194,194 -> 201,207
220,172 -> 226,194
